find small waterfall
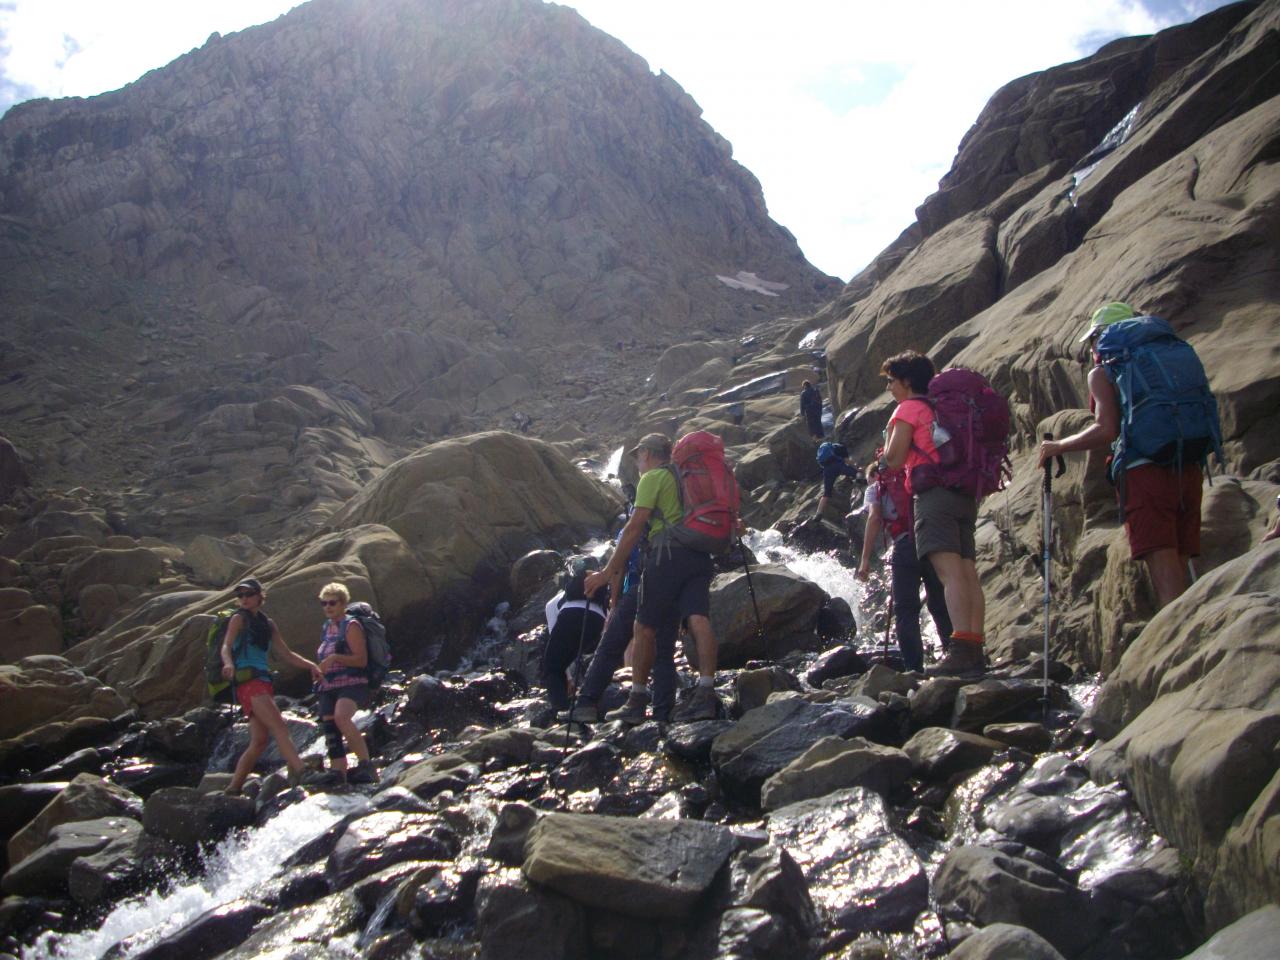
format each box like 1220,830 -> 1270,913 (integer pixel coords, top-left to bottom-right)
603,444 -> 624,480
24,792 -> 370,960
1070,102 -> 1142,203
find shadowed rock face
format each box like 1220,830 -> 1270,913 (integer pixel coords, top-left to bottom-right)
0,0 -> 836,540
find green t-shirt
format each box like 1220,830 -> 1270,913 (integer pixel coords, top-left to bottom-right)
634,466 -> 682,538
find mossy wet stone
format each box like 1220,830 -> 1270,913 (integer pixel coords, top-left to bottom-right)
766,786 -> 928,936
711,695 -> 888,805
522,812 -> 736,919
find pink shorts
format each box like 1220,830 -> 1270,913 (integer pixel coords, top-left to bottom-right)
236,678 -> 275,718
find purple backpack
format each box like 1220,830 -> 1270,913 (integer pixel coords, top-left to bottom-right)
909,368 -> 1011,501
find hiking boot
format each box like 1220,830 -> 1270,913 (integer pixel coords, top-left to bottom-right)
222,784 -> 243,798
563,699 -> 601,724
927,639 -> 985,677
670,685 -> 721,723
286,766 -> 306,789
604,689 -> 651,726
346,761 -> 378,786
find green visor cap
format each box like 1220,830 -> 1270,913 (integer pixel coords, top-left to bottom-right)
1078,301 -> 1136,341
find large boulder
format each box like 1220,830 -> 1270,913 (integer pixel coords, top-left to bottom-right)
7,773 -> 142,868
62,547 -> 164,597
1174,906 -> 1280,960
0,656 -> 129,742
708,564 -> 827,666
0,604 -> 63,663
0,435 -> 29,501
950,923 -> 1067,960
182,534 -> 268,588
142,787 -> 255,851
1087,542 -> 1280,932
522,812 -> 736,919
1,816 -> 140,897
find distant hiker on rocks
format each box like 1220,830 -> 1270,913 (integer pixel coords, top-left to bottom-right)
541,557 -> 610,713
1039,302 -> 1222,609
856,451 -> 952,672
800,380 -> 824,438
872,352 -> 1008,675
316,582 -> 378,785
817,440 -> 860,517
584,432 -> 739,724
565,494 -> 678,723
1264,494 -> 1280,543
222,578 -> 319,795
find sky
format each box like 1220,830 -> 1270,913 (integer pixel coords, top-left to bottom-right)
0,0 -> 1237,280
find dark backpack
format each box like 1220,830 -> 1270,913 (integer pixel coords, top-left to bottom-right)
1095,317 -> 1223,482
558,555 -> 608,607
909,369 -> 1011,501
344,602 -> 391,689
657,431 -> 741,556
205,609 -> 253,701
816,441 -> 848,466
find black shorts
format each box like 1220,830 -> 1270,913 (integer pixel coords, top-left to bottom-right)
637,544 -> 713,634
317,683 -> 370,718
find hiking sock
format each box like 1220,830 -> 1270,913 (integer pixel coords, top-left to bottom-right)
697,676 -> 714,689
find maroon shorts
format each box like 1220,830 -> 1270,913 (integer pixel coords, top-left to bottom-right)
1122,463 -> 1202,560
236,678 -> 275,718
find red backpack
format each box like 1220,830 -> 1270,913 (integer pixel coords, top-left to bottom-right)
909,368 -> 1011,501
658,431 -> 741,555
873,448 -> 913,540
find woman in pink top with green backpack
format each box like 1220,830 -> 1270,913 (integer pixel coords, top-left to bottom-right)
871,351 -> 987,675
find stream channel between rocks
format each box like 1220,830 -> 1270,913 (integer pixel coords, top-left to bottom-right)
17,529 -> 1196,960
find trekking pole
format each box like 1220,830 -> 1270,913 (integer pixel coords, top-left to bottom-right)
879,526 -> 892,663
738,537 -> 766,646
1041,433 -> 1066,717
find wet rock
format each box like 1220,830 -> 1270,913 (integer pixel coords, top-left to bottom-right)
949,922 -> 1067,959
510,549 -> 563,609
909,677 -> 968,729
934,845 -> 1098,957
619,720 -> 665,755
816,597 -> 857,643
767,787 -> 928,935
327,812 -> 460,890
0,714 -> 122,779
33,747 -> 107,781
847,663 -> 918,701
0,782 -> 66,873
950,679 -> 1045,732
457,727 -> 538,767
1,816 -> 139,897
109,760 -> 203,798
67,827 -> 176,909
982,722 -> 1054,753
549,740 -> 621,793
903,727 -> 1004,782
522,811 -> 736,918
218,889 -> 361,958
486,802 -> 539,866
393,752 -> 481,800
712,695 -> 890,805
476,867 -> 587,960
806,645 -> 869,687
709,564 -> 827,666
663,719 -> 733,765
733,666 -> 803,715
394,860 -> 483,933
8,773 -> 141,867
144,707 -> 228,764
717,907 -> 801,959
142,786 -> 255,850
368,785 -> 434,815
1091,847 -> 1199,960
761,736 -> 912,811
130,898 -> 273,960
727,842 -> 818,936
1175,904 -> 1280,960
205,713 -> 318,775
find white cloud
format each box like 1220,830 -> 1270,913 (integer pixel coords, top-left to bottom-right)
0,0 -> 1231,280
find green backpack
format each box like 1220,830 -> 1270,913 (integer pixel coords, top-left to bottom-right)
205,609 -> 255,702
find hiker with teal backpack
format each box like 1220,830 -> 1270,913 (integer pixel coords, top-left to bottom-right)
220,578 -> 320,796
316,581 -> 382,785
1039,302 -> 1223,609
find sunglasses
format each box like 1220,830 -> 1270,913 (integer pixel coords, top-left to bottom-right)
235,591 -> 259,599
319,599 -> 342,607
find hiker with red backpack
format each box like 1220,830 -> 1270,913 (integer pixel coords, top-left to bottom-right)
584,431 -> 742,724
871,351 -> 1011,675
855,449 -> 952,672
1038,302 -> 1222,609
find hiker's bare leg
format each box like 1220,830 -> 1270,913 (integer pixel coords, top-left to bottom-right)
929,551 -> 981,635
687,614 -> 717,679
630,621 -> 656,688
1143,547 -> 1189,609
962,559 -> 984,635
230,715 -> 269,792
254,695 -> 304,774
334,697 -> 370,765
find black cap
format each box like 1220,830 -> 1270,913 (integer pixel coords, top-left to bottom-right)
234,577 -> 262,595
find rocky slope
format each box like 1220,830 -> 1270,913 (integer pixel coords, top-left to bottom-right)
0,0 -> 837,544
